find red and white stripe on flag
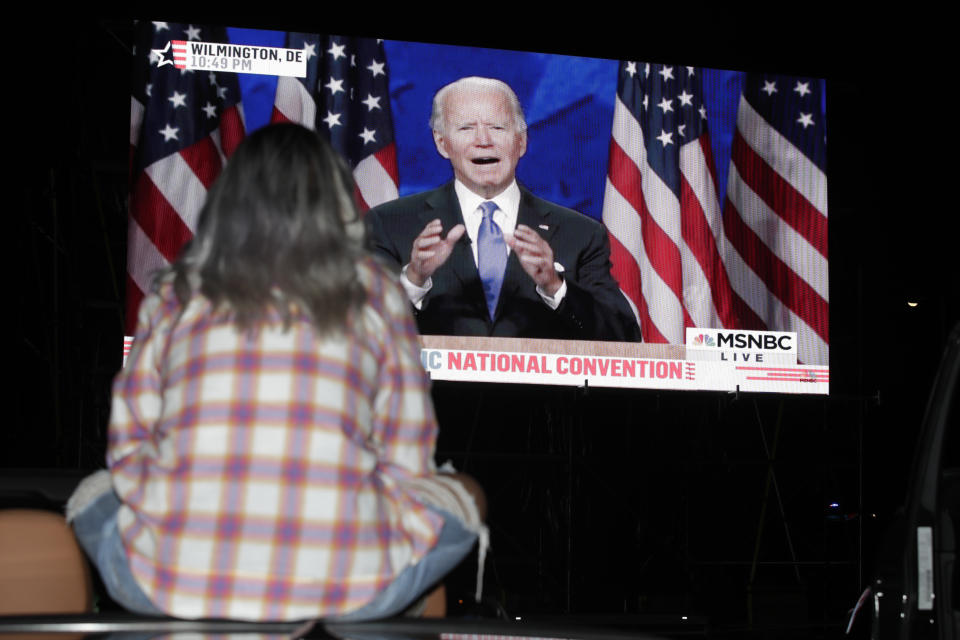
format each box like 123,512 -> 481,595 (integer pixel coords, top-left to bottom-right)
602,62 -> 739,346
722,89 -> 829,366
126,21 -> 245,335
126,106 -> 244,331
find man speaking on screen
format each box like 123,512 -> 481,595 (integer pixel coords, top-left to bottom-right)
366,76 -> 642,342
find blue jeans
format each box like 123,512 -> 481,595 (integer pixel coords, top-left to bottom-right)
71,489 -> 477,620
70,489 -> 163,615
331,506 -> 476,620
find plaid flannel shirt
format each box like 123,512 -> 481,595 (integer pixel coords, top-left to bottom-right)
107,257 -> 444,620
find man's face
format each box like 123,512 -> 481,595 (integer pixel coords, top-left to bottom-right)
433,86 -> 527,199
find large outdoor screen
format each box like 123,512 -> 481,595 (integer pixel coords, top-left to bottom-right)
126,21 -> 829,394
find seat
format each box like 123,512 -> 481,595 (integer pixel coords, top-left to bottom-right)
0,509 -> 92,615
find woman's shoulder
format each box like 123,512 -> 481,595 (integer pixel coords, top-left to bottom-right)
357,255 -> 409,313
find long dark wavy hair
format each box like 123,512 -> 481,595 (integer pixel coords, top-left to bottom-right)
162,123 -> 367,334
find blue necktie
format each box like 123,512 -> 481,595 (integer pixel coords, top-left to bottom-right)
477,201 -> 507,320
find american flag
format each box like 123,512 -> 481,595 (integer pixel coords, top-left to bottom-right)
601,63 -> 829,365
721,73 -> 828,366
127,21 -> 245,334
602,62 -> 739,345
271,34 -> 399,211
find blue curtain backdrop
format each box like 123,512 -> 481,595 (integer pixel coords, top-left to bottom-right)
225,27 -> 808,221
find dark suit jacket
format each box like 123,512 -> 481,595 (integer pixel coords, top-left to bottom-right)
365,183 -> 641,342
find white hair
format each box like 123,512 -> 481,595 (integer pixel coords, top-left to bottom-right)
429,77 -> 527,134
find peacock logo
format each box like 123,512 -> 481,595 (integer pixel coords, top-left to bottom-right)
692,334 -> 715,347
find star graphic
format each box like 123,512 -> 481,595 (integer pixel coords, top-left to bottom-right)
303,42 -> 316,60
797,112 -> 814,128
362,94 -> 382,111
698,105 -> 708,120
184,25 -> 201,41
794,81 -> 811,97
328,41 -> 346,61
208,72 -> 218,86
217,85 -> 228,100
762,80 -> 777,96
325,77 -> 345,95
350,54 -> 356,67
159,124 -> 179,142
358,127 -> 377,144
145,83 -> 152,97
642,94 -> 648,110
678,124 -> 687,138
678,90 -> 693,107
202,102 -> 217,118
658,66 -> 674,81
168,91 -> 187,109
686,66 -> 695,77
367,59 -> 386,77
656,129 -> 674,147
322,111 -> 342,128
625,61 -> 637,77
150,41 -> 174,67
152,22 -> 169,32
657,97 -> 674,113
643,63 -> 650,77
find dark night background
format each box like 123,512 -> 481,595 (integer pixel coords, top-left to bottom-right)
7,11 -> 958,639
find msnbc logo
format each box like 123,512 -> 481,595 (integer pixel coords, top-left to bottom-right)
691,334 -> 715,347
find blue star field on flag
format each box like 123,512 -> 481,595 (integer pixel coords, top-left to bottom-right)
742,74 -> 826,172
281,33 -> 395,168
132,21 -> 243,173
619,62 -> 714,198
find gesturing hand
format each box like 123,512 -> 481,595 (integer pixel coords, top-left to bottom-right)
407,219 -> 466,287
505,224 -> 563,296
